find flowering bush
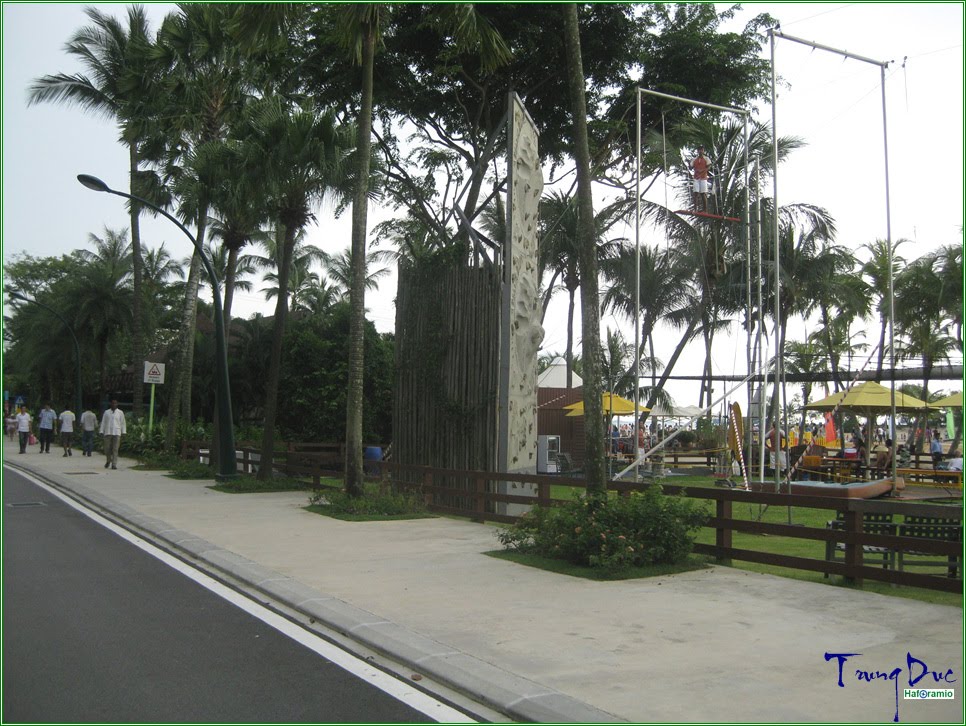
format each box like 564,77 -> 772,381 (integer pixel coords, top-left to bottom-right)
497,486 -> 709,573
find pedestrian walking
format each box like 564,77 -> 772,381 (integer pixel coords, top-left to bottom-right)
37,402 -> 56,454
99,399 -> 126,470
15,405 -> 32,454
58,405 -> 76,457
79,405 -> 98,457
930,430 -> 944,468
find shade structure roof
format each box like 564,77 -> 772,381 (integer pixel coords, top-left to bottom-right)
564,392 -> 649,417
806,381 -> 929,413
931,392 -> 963,409
649,403 -> 706,418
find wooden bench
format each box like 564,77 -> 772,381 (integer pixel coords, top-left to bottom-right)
897,516 -> 963,579
824,512 -> 896,577
895,468 -> 962,487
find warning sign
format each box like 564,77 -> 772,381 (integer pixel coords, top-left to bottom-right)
144,361 -> 166,385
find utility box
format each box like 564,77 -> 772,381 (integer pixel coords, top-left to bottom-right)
537,435 -> 560,474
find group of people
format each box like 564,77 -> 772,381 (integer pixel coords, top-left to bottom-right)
9,399 -> 127,469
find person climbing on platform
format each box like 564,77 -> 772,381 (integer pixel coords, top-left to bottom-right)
690,146 -> 711,212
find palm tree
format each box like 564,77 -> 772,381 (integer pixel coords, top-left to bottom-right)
562,4 -> 606,496
783,339 -> 829,439
860,238 -> 907,381
539,191 -> 624,389
895,256 -> 957,453
320,248 -> 393,300
238,98 -> 351,481
928,243 -> 964,350
29,5 -> 160,420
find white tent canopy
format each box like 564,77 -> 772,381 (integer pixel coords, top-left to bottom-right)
649,403 -> 705,418
537,357 -> 583,388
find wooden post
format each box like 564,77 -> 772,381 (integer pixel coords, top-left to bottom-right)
537,479 -> 551,508
843,509 -> 863,585
473,475 -> 487,523
716,497 -> 733,565
422,470 -> 433,508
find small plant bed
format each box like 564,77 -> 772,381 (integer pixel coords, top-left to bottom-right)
133,452 -> 183,471
485,550 -> 709,580
497,486 -> 710,577
166,460 -> 218,480
306,486 -> 434,521
209,474 -> 314,493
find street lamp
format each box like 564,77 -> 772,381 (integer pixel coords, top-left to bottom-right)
9,292 -> 83,417
78,173 -> 237,480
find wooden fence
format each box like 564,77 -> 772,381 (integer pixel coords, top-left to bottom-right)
176,443 -> 962,593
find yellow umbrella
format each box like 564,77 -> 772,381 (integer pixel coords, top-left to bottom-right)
564,392 -> 649,417
931,392 -> 963,409
806,381 -> 929,413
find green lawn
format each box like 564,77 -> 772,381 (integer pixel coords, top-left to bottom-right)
544,475 -> 962,607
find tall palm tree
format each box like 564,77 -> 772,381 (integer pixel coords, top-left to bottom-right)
562,3 -> 606,496
895,257 -> 958,452
783,339 -> 829,439
928,243 -> 964,350
860,238 -> 907,381
539,191 -> 624,389
320,248 -> 393,299
29,5 -> 160,420
602,244 -> 688,392
238,98 -> 351,481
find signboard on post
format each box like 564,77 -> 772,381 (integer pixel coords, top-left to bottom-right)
144,361 -> 165,385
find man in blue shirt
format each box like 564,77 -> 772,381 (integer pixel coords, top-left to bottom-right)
37,402 -> 56,454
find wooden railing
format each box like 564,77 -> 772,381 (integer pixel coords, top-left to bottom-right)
374,461 -> 963,594
175,444 -> 962,593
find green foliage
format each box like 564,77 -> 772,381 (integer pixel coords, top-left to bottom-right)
276,303 -> 393,443
497,487 -> 709,574
169,459 -> 216,480
308,486 -> 428,518
211,474 -> 310,493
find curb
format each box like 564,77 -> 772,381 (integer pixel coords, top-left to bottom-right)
7,460 -> 625,723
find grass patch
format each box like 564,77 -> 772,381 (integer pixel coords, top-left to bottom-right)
166,460 -> 217,480
209,474 -> 313,493
547,475 -> 962,606
486,549 -> 710,580
304,504 -> 436,522
306,486 -> 433,521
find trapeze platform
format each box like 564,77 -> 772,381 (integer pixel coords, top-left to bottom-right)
745,478 -> 903,499
675,209 -> 741,223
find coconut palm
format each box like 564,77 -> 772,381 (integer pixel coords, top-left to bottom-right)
29,5 -> 160,419
860,238 -> 907,381
320,248 -> 394,300
784,339 -> 829,439
237,97 -> 351,481
538,191 -> 624,390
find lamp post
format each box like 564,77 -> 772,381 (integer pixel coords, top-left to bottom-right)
9,292 -> 83,417
78,173 -> 237,480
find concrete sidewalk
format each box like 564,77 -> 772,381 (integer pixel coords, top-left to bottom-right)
3,439 -> 963,723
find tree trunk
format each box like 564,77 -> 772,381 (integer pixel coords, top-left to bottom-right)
164,251 -> 203,453
258,225 -> 295,481
563,4 -> 604,496
128,143 -> 145,421
344,23 -> 377,498
565,286 -> 575,389
223,245 -> 240,326
179,211 -> 209,424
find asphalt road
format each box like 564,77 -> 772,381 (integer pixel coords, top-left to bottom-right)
2,468 -> 437,723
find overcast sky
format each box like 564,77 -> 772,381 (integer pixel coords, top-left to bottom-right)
3,3 -> 963,407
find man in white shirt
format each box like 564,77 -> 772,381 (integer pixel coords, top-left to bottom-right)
15,405 -> 32,454
79,406 -> 98,457
99,399 -> 127,470
58,406 -> 76,457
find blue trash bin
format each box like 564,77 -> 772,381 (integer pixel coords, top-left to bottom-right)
363,446 -> 383,474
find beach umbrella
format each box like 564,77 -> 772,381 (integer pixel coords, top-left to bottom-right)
806,381 -> 929,413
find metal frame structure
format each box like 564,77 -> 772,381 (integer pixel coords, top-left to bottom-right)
769,30 -> 897,488
635,87 -> 753,475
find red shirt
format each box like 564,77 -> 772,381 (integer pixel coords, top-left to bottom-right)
692,155 -> 709,180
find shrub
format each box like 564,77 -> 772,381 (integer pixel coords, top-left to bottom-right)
309,487 -> 427,516
497,486 -> 709,573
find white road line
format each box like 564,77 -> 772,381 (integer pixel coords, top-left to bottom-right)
10,468 -> 476,724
